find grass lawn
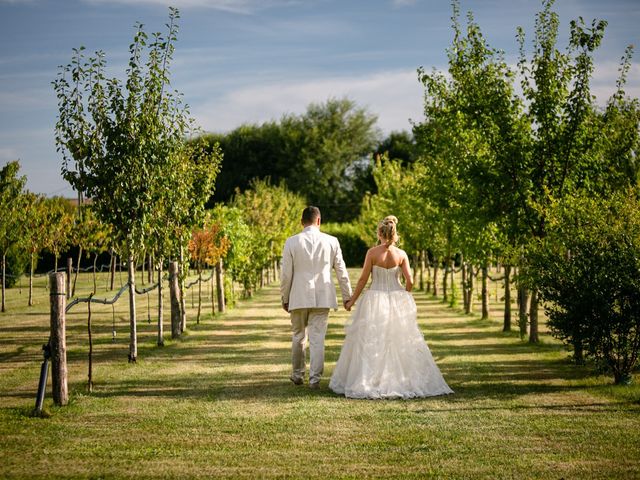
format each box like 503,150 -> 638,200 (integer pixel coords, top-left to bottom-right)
1,268 -> 639,479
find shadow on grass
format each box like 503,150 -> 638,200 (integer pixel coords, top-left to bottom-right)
2,283 -> 613,409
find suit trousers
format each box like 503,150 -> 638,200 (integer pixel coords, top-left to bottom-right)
290,308 -> 330,384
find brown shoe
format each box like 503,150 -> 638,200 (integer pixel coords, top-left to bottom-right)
290,376 -> 303,386
309,382 -> 320,390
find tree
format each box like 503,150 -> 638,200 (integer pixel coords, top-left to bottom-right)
0,161 -> 26,312
53,8 -> 218,361
42,197 -> 74,274
374,131 -> 417,166
22,192 -> 48,306
514,0 -> 616,342
526,190 -> 640,384
232,179 -> 305,296
285,98 -> 379,222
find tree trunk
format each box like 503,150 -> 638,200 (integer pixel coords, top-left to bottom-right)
449,259 -> 456,307
419,251 -> 426,292
1,253 -> 6,313
157,259 -> 164,347
216,258 -> 226,313
424,251 -> 431,293
49,272 -> 68,405
210,265 -> 215,318
148,254 -> 153,284
169,261 -> 181,339
432,259 -> 439,296
481,263 -> 489,320
197,268 -> 202,324
127,255 -> 137,363
72,247 -> 82,297
179,247 -> 187,334
412,254 -> 419,288
462,262 -> 469,313
87,293 -> 93,393
66,257 -> 73,299
468,265 -> 475,314
54,256 -> 58,274
503,264 -> 512,332
273,258 -> 279,282
29,253 -> 35,307
92,253 -> 98,294
109,251 -> 116,291
517,284 -> 529,339
141,253 -> 145,286
529,290 -> 539,344
442,262 -> 449,302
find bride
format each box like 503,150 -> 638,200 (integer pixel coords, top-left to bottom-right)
329,216 -> 453,399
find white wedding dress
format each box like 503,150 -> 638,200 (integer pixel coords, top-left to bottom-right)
329,265 -> 453,399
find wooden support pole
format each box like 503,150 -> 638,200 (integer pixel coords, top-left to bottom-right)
49,272 -> 68,406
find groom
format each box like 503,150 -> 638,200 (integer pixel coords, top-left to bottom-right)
280,206 -> 352,389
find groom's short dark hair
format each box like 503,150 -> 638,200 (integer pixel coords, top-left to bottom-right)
302,206 -> 321,225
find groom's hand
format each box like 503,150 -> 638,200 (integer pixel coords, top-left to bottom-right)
343,299 -> 351,311
282,302 -> 289,313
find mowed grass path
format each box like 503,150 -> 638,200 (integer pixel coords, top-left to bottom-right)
1,270 -> 639,479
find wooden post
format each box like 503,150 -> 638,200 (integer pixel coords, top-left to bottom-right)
169,261 -> 181,339
66,257 -> 73,299
216,258 -> 225,313
49,272 -> 68,406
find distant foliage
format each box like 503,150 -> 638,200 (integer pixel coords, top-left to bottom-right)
321,223 -> 368,267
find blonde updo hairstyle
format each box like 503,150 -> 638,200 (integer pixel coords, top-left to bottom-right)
377,215 -> 399,246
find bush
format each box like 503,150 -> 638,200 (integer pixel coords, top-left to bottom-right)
322,222 -> 369,267
4,246 -> 29,288
525,190 -> 640,384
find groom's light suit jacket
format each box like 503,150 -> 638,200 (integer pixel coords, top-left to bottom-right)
280,226 -> 352,311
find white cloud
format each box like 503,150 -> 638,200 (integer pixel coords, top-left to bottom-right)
0,147 -> 20,162
392,0 -> 417,6
191,69 -> 426,135
80,0 -> 303,14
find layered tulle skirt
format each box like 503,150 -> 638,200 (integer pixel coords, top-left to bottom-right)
329,289 -> 453,399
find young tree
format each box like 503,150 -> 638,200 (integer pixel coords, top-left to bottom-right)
233,179 -> 305,296
0,161 -> 26,312
42,198 -> 74,274
53,8 -> 218,361
22,192 -> 48,306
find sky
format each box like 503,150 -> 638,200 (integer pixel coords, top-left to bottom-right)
1,0 -> 639,196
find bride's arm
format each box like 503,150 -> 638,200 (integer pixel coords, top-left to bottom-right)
401,252 -> 413,292
345,250 -> 373,310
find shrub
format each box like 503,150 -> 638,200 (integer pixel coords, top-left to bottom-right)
525,190 -> 640,384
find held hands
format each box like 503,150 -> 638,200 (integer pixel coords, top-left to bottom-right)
344,299 -> 355,311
